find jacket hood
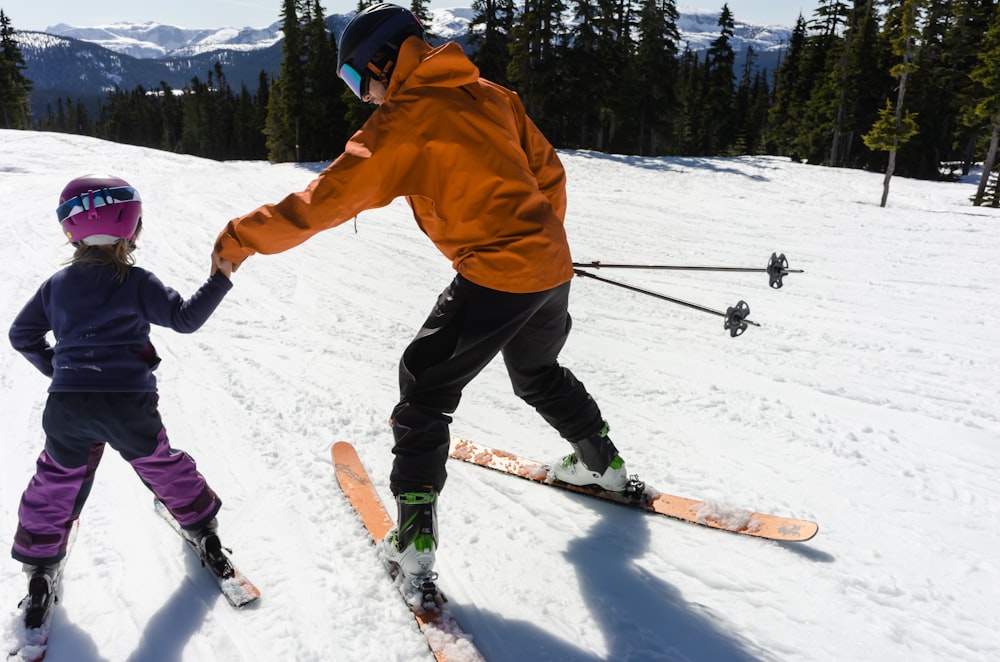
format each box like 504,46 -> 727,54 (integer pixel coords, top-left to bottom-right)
386,37 -> 480,100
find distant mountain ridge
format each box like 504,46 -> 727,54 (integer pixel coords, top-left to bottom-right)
40,9 -> 478,60
18,8 -> 790,116
40,8 -> 790,61
44,21 -> 285,59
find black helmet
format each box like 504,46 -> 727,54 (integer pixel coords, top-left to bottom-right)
337,3 -> 425,99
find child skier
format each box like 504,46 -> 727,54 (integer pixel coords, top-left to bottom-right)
8,175 -> 234,626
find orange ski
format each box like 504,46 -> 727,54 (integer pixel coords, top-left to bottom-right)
332,442 -> 484,662
449,436 -> 818,542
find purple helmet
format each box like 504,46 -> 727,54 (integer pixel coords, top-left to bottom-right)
57,175 -> 142,245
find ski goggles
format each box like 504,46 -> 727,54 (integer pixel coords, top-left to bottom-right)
338,62 -> 366,99
56,186 -> 141,222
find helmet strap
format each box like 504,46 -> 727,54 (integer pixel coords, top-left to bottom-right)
86,190 -> 99,220
367,58 -> 395,89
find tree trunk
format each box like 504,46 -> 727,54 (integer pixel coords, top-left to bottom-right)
881,149 -> 896,208
881,0 -> 919,208
882,70 -> 909,208
974,112 -> 1000,207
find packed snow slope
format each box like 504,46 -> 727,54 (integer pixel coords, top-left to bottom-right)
1,130 -> 998,662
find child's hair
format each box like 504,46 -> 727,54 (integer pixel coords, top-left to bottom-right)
67,220 -> 141,283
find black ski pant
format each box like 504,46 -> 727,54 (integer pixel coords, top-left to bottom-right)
389,275 -> 604,495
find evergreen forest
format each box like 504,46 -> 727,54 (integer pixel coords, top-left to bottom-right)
2,1 -> 999,205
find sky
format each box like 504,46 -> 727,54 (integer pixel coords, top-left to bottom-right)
2,0 -> 808,32
1,128 -> 998,662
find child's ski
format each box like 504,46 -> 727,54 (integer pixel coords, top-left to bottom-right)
332,441 -> 483,662
449,435 -> 819,542
154,500 -> 260,608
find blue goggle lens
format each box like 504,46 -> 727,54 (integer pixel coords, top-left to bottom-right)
338,63 -> 365,99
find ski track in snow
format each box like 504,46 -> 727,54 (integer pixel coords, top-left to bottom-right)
1,130 -> 998,661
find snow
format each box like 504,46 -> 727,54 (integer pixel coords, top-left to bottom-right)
1,129 -> 999,661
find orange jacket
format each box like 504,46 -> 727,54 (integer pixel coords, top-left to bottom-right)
214,37 -> 574,294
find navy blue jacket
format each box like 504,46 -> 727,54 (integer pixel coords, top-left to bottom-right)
9,263 -> 232,392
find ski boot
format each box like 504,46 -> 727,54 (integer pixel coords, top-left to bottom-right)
20,564 -> 60,629
551,422 -> 630,492
383,489 -> 438,584
183,518 -> 234,579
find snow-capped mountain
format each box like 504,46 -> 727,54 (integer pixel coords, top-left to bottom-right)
40,7 -> 789,62
676,8 -> 793,57
42,9 -> 478,60
44,21 -> 285,59
17,8 -> 790,118
14,28 -> 287,119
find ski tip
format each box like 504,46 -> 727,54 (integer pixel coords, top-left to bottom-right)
768,519 -> 819,542
221,577 -> 262,608
331,441 -> 359,465
795,522 -> 820,542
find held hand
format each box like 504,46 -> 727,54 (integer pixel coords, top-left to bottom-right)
212,252 -> 236,279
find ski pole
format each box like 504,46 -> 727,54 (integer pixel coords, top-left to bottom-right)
572,268 -> 759,338
573,252 -> 803,289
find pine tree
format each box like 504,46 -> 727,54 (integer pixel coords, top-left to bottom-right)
896,0 -> 951,177
469,0 -> 516,85
214,64 -> 238,158
963,2 -> 1000,207
767,14 -> 810,158
732,47 -> 771,155
301,0 -> 348,161
158,81 -> 183,151
703,4 -> 737,154
795,0 -> 852,164
507,0 -> 567,127
266,77 -> 296,162
0,10 -> 32,129
631,0 -> 680,155
600,0 -> 639,153
56,98 -> 68,132
267,0 -> 307,162
562,0 -> 612,149
409,0 -> 437,40
894,0 -> 977,178
73,99 -> 93,136
180,76 -> 210,156
947,0 -> 998,176
864,0 -> 924,207
255,70 -> 270,141
746,69 -> 772,154
829,0 -> 885,168
676,46 -> 708,155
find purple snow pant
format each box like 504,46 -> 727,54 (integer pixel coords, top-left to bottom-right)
12,392 -> 220,565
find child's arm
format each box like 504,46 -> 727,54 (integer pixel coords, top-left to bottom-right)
138,268 -> 233,334
8,289 -> 55,377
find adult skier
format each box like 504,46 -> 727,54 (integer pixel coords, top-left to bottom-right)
213,3 -> 630,582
